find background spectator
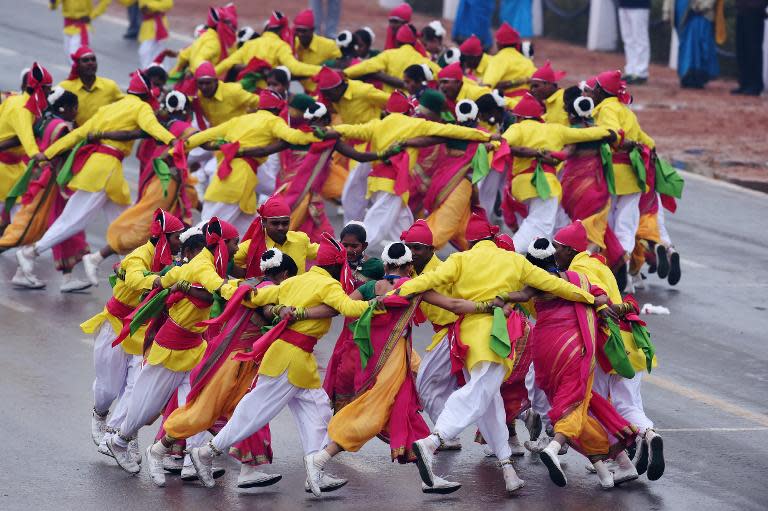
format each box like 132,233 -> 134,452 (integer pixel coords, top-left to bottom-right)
451,0 -> 494,47
500,0 -> 533,38
732,0 -> 767,95
665,0 -> 725,88
618,0 -> 651,84
310,0 -> 342,38
122,0 -> 141,40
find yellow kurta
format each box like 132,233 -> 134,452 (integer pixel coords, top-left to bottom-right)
568,251 -> 656,372
456,79 -> 492,102
170,28 -> 233,74
234,230 -> 319,274
417,255 -> 458,351
481,47 -> 535,92
248,266 -> 369,388
58,76 -> 124,126
0,94 -> 39,201
542,88 -> 569,127
593,96 -> 655,195
331,80 -> 389,124
198,81 -> 260,128
137,0 -> 172,42
296,34 -> 342,93
185,110 -> 318,213
156,249 -> 240,371
51,0 -> 110,34
215,31 -> 321,79
44,95 -> 175,205
344,45 -> 441,91
80,242 -> 156,355
502,119 -> 610,202
397,240 -> 595,378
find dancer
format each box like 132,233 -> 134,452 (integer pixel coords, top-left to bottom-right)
59,47 -> 123,127
50,0 -> 110,58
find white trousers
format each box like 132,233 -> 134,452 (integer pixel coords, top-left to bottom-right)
138,39 -> 163,69
341,161 -> 371,224
553,204 -> 572,233
592,366 -> 654,433
363,191 -> 414,253
63,33 -> 83,64
477,170 -> 504,218
212,371 -> 331,456
434,361 -> 512,460
195,156 -> 218,198
116,363 -> 190,444
34,190 -> 124,254
256,154 -> 280,198
512,196 -> 559,254
609,192 -> 641,254
415,335 -> 459,425
105,356 -> 143,431
92,321 -> 142,416
200,201 -> 253,237
524,363 -> 552,429
657,194 -> 672,246
618,8 -> 650,78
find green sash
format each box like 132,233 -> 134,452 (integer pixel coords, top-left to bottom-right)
349,303 -> 376,369
152,158 -> 172,197
654,156 -> 684,198
470,143 -> 490,184
3,161 -> 36,214
629,147 -> 647,190
55,139 -> 87,187
631,322 -> 655,373
531,160 -> 552,200
603,318 -> 636,378
599,143 -> 616,195
489,307 -> 512,358
129,289 -> 170,336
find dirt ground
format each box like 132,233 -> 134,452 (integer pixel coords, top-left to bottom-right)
126,0 -> 768,190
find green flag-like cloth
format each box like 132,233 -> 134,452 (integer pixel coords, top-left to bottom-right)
629,147 -> 647,190
470,143 -> 490,184
209,293 -> 226,319
152,158 -> 172,197
654,157 -> 684,198
603,318 -> 636,378
631,322 -> 655,373
531,160 -> 552,200
4,161 -> 36,214
349,303 -> 376,368
489,307 -> 512,359
239,72 -> 265,93
167,70 -> 184,86
129,289 -> 170,336
55,139 -> 87,187
600,143 -> 616,195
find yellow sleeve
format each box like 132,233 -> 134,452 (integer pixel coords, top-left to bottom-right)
44,120 -> 92,159
236,86 -> 260,112
637,128 -> 655,149
218,281 -> 240,300
170,45 -> 191,74
123,254 -> 156,291
270,117 -> 320,145
185,119 -> 233,150
520,259 -> 594,304
9,106 -> 41,156
418,120 -> 490,141
362,83 -> 390,108
557,125 -> 610,146
195,263 -> 227,294
233,240 -> 249,268
213,43 -> 247,75
344,53 -> 387,78
501,124 -> 523,146
192,36 -> 223,72
595,104 -> 622,132
140,0 -> 173,10
90,0 -> 112,19
397,255 -> 460,296
307,242 -> 319,260
247,283 -> 281,307
275,45 -> 322,78
482,56 -> 505,87
136,103 -> 175,144
320,283 -> 369,317
334,120 -> 377,141
108,81 -> 125,102
159,265 -> 183,288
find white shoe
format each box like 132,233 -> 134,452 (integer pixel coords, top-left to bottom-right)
593,460 -> 615,489
189,446 -> 216,488
540,443 -> 567,487
412,437 -> 438,487
106,436 -> 140,475
585,460 -> 618,474
162,455 -> 183,474
613,462 -> 639,485
524,435 -> 551,453
437,437 -> 462,451
237,464 -> 282,488
91,410 -> 108,445
82,253 -> 101,287
146,443 -> 167,487
97,438 -> 113,458
501,460 -> 525,493
181,463 -> 225,481
128,437 -> 141,465
303,472 -> 348,493
509,435 -> 526,457
60,277 -> 92,293
11,268 -> 45,289
15,245 -> 37,277
421,475 -> 461,494
482,444 -> 496,458
304,453 -> 324,497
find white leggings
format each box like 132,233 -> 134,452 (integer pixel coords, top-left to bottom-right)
609,192 -> 641,254
592,366 -> 654,433
92,321 -> 142,417
363,191 -> 414,253
512,197 -> 559,254
415,335 -> 459,425
200,201 -> 254,238
341,161 -> 371,224
477,170 -> 504,217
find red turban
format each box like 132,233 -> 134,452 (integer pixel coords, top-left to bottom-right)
205,217 -> 239,277
127,70 -> 152,95
388,3 -> 413,21
149,208 -> 185,272
531,60 -> 566,84
554,220 -> 589,252
385,90 -> 412,114
400,219 -> 433,246
317,232 -> 354,293
512,93 -> 545,120
315,66 -> 343,90
210,5 -> 237,58
465,212 -> 514,251
266,10 -> 293,46
259,89 -> 286,111
24,62 -> 53,118
194,61 -> 217,80
294,9 -> 315,29
395,24 -> 416,45
241,195 -> 291,278
438,62 -> 464,81
68,46 -> 95,81
459,35 -> 483,57
596,70 -> 632,104
496,22 -> 521,47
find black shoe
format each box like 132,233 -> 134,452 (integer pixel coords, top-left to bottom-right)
615,262 -> 628,293
123,32 -> 138,40
655,244 -> 669,279
646,433 -> 665,481
667,250 -> 681,286
634,438 -> 649,476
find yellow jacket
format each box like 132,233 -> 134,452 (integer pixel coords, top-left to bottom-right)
185,110 -> 318,213
197,81 -> 260,128
296,35 -> 342,93
345,45 -> 441,92
51,0 -> 110,33
456,79 -> 492,103
80,241 -> 156,355
249,265 -> 370,388
331,79 -> 389,124
58,76 -> 124,126
45,95 -> 175,205
215,31 -> 321,79
170,28 -> 234,74
0,94 -> 40,201
234,231 -> 319,274
138,0 -> 173,42
542,88 -> 569,127
593,96 -> 655,195
502,119 -> 610,202
417,255 -> 458,351
482,47 -> 535,92
155,249 -> 240,371
397,240 -> 595,378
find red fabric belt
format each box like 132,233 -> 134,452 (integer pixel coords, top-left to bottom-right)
72,144 -> 125,177
280,328 -> 319,353
612,151 -> 631,165
64,18 -> 89,46
142,12 -> 169,41
0,151 -> 26,165
519,159 -> 556,175
154,319 -> 204,350
106,296 -> 135,320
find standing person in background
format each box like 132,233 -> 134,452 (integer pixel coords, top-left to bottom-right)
451,0 -> 494,48
122,0 -> 141,40
137,0 -> 173,69
500,0 -> 534,38
617,0 -> 651,84
49,0 -> 111,59
310,0 -> 341,38
731,0 -> 767,95
664,0 -> 725,88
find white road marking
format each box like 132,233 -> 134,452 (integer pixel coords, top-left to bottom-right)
0,46 -> 19,57
657,427 -> 768,432
0,298 -> 33,313
680,258 -> 707,269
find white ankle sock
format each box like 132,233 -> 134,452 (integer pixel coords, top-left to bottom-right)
427,434 -> 441,450
151,442 -> 169,456
91,252 -> 104,264
615,451 -> 633,469
313,449 -> 331,469
593,460 -> 613,484
546,440 -> 561,453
